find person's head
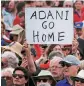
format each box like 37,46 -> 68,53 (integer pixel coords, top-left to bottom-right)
34,1 -> 44,7
62,47 -> 72,56
13,67 -> 29,86
34,70 -> 55,86
45,1 -> 55,7
10,34 -> 18,41
74,22 -> 83,36
75,48 -> 83,60
48,51 -> 64,60
50,57 -> 64,80
71,70 -> 84,86
10,24 -> 24,41
16,2 -> 25,13
53,44 -> 62,52
25,1 -> 35,7
1,1 -> 9,11
40,44 -> 47,55
59,55 -> 80,77
74,0 -> 83,10
63,1 -> 73,7
1,51 -> 19,68
52,0 -> 60,7
18,11 -> 25,28
1,67 -> 14,86
8,1 -> 16,12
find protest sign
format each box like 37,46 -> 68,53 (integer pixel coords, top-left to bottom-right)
25,8 -> 73,44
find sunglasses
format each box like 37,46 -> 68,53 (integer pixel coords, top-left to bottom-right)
2,76 -> 12,80
59,61 -> 72,67
12,74 -> 25,79
75,78 -> 84,83
36,78 -> 49,82
65,5 -> 72,7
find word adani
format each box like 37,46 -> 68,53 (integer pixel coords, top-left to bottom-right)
30,10 -> 69,20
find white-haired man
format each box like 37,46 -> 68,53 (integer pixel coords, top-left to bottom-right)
1,67 -> 14,86
49,56 -> 64,82
1,51 -> 19,69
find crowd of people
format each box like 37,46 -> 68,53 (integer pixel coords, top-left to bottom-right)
1,0 -> 84,86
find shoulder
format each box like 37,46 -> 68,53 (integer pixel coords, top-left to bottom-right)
56,79 -> 67,86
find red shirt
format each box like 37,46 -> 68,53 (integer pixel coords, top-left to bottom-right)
74,11 -> 82,23
13,16 -> 20,25
74,8 -> 84,22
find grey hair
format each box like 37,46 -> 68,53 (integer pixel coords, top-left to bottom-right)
48,51 -> 64,60
63,1 -> 73,7
2,51 -> 19,68
1,67 -> 14,77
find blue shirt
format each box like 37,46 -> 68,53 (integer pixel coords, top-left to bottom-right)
56,78 -> 71,86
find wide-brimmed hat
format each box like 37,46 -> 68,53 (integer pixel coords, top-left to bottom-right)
10,24 -> 24,35
1,42 -> 23,58
33,70 -> 55,82
71,70 -> 84,80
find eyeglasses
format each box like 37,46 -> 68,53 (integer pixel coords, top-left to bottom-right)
75,78 -> 84,83
12,74 -> 25,79
2,76 -> 12,80
65,5 -> 72,7
59,61 -> 72,67
51,66 -> 62,69
36,79 -> 49,82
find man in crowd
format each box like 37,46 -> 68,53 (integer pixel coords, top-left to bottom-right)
71,69 -> 84,86
49,57 -> 64,82
12,66 -> 29,86
34,70 -> 55,86
56,55 -> 80,86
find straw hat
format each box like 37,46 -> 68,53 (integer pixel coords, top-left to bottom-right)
10,24 -> 24,35
33,70 -> 55,82
1,42 -> 23,58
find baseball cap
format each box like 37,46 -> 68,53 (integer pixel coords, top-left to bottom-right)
74,22 -> 83,29
60,55 -> 80,66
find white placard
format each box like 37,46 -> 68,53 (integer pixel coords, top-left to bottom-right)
25,8 -> 73,44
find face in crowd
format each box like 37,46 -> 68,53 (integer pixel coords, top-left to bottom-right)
50,57 -> 64,80
36,77 -> 52,86
53,44 -> 62,52
63,1 -> 73,7
8,1 -> 15,12
60,62 -> 79,77
75,0 -> 83,10
74,78 -> 84,86
13,70 -> 28,86
2,71 -> 13,86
